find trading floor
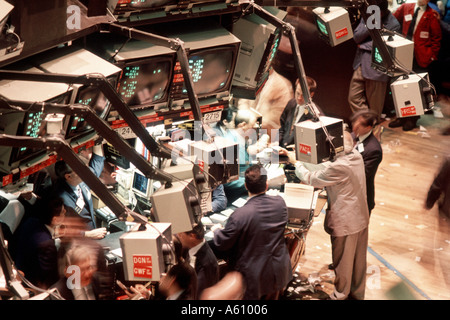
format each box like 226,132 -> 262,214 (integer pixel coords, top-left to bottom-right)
283,105 -> 450,300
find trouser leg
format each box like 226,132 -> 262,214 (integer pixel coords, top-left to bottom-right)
330,228 -> 368,300
348,66 -> 369,114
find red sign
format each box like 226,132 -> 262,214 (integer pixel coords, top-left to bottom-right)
299,143 -> 312,155
400,106 -> 417,117
335,28 -> 348,39
133,255 -> 153,279
198,160 -> 205,172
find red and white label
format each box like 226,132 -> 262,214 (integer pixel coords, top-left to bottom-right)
198,159 -> 205,172
335,28 -> 348,39
299,143 -> 312,155
133,255 -> 153,279
400,106 -> 417,117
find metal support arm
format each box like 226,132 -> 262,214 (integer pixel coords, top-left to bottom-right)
0,133 -> 148,223
0,98 -> 174,184
0,70 -> 172,159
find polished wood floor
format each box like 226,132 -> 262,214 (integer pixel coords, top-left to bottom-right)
290,101 -> 450,300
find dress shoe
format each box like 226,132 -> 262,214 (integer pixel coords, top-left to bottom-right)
388,118 -> 403,128
402,117 -> 417,131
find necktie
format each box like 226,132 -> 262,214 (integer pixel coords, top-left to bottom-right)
406,7 -> 420,40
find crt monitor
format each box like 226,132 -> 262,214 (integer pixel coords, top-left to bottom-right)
131,169 -> 152,199
12,93 -> 71,164
171,46 -> 236,100
108,0 -> 177,15
65,79 -> 114,140
144,21 -> 241,108
116,56 -> 173,110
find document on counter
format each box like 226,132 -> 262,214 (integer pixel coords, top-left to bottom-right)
110,248 -> 123,258
232,197 -> 247,208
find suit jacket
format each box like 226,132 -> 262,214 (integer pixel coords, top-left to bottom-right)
50,275 -> 102,300
394,3 -> 442,68
213,194 -> 292,300
279,99 -> 323,149
354,132 -> 383,213
193,242 -> 220,297
295,148 -> 370,237
352,14 -> 401,81
13,217 -> 59,288
55,153 -> 105,230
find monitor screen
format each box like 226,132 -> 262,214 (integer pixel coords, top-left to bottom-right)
316,18 -> 329,38
12,92 -> 70,163
169,45 -> 238,102
66,80 -> 114,139
132,170 -> 150,198
111,0 -> 177,14
117,57 -> 173,109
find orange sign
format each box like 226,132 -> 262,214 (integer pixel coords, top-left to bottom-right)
335,28 -> 348,39
133,255 -> 153,279
400,106 -> 417,117
299,143 -> 312,155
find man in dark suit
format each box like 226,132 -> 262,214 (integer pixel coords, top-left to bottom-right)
53,144 -> 106,239
176,222 -> 220,298
212,164 -> 292,300
278,76 -> 323,152
13,197 -> 66,289
351,110 -> 383,215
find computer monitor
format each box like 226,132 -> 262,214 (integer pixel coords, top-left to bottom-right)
13,93 -> 71,164
371,34 -> 414,76
170,46 -> 237,102
231,7 -> 287,99
0,66 -> 72,174
65,80 -> 114,139
313,7 -> 353,47
164,23 -> 241,109
30,47 -> 122,140
108,0 -> 177,15
116,56 -> 173,110
131,169 -> 152,199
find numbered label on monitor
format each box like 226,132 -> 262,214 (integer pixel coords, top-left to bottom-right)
115,126 -> 136,139
203,110 -> 222,124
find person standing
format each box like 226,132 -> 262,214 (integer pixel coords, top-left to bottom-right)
351,110 -> 383,215
348,0 -> 401,121
212,164 -> 292,300
390,0 -> 442,131
288,131 -> 370,300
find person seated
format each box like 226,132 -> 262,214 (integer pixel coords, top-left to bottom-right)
50,243 -> 102,300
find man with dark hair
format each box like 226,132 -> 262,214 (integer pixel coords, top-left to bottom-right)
13,196 -> 66,289
212,164 -> 292,300
53,145 -> 106,239
351,109 -> 383,215
278,76 -> 323,152
176,222 -> 220,297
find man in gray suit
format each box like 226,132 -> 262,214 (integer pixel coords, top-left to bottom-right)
212,164 -> 292,300
289,131 -> 370,300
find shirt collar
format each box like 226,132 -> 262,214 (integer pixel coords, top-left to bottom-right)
358,130 -> 372,143
189,239 -> 205,257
